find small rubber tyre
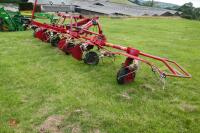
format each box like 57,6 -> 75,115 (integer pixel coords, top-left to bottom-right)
41,31 -> 50,42
50,36 -> 60,47
63,42 -> 74,55
33,28 -> 42,38
32,26 -> 38,31
117,67 -> 136,84
83,51 -> 99,65
33,28 -> 38,37
0,17 -> 4,31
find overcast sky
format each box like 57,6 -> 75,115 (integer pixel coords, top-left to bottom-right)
154,0 -> 200,7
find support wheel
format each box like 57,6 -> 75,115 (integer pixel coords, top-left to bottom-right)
117,67 -> 136,84
0,17 -> 4,31
83,51 -> 99,65
33,28 -> 39,37
41,31 -> 50,42
50,36 -> 60,47
63,42 -> 74,55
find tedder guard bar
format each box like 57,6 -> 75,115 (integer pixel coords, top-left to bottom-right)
31,0 -> 191,84
105,43 -> 191,78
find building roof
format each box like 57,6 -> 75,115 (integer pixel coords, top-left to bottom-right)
41,5 -> 75,12
30,0 -> 181,16
71,0 -> 180,16
28,0 -> 67,5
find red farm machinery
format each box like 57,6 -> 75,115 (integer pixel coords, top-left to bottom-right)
30,0 -> 191,85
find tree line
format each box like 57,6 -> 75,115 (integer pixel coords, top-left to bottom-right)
178,2 -> 200,20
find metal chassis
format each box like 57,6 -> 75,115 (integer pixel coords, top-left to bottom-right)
31,0 -> 191,84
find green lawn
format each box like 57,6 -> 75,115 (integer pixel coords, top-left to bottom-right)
0,17 -> 200,133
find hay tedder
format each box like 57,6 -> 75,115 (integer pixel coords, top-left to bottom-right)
30,0 -> 191,84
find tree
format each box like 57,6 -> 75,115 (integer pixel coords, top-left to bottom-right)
134,0 -> 140,5
194,8 -> 200,20
142,0 -> 154,7
151,0 -> 154,7
179,2 -> 200,20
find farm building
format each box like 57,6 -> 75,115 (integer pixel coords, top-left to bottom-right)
72,0 -> 181,16
28,0 -> 181,16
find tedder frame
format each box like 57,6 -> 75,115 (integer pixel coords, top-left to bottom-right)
30,0 -> 191,84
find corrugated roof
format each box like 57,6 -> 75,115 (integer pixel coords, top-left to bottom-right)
41,5 -> 75,12
71,0 -> 179,16
29,0 -> 66,5
31,0 -> 180,16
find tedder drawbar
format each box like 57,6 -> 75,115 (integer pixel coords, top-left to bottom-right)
30,0 -> 191,84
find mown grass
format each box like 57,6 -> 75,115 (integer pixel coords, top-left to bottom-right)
0,17 -> 200,133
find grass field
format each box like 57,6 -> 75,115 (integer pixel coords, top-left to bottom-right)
0,17 -> 200,133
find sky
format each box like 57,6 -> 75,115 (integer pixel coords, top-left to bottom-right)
154,0 -> 200,7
